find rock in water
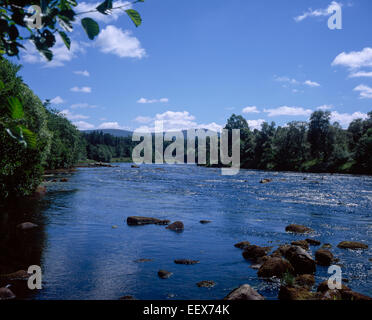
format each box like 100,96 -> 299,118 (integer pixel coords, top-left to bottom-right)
0,287 -> 16,300
284,246 -> 316,274
234,241 -> 250,249
131,164 -> 140,168
158,270 -> 173,279
174,259 -> 199,265
119,295 -> 136,300
285,224 -> 313,234
294,274 -> 315,288
315,249 -> 334,266
242,245 -> 271,262
260,179 -> 272,184
60,178 -> 68,182
197,280 -> 215,288
166,221 -> 184,231
127,216 -> 169,226
257,257 -> 294,278
291,240 -> 309,250
224,284 -> 264,300
337,241 -> 368,250
199,220 -> 212,224
305,239 -> 321,246
16,222 -> 38,230
278,286 -> 316,300
0,270 -> 29,281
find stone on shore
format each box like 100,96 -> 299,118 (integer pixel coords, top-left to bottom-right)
257,257 -> 294,278
0,287 -> 16,300
158,270 -> 173,279
305,239 -> 321,246
127,216 -> 169,226
166,221 -> 184,231
284,246 -> 316,274
197,280 -> 215,288
315,249 -> 334,266
234,241 -> 250,249
174,259 -> 200,265
337,241 -> 368,250
224,284 -> 264,300
16,222 -> 38,230
285,224 -> 313,234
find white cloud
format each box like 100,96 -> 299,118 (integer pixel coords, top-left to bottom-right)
134,116 -> 152,123
76,1 -> 132,23
96,25 -> 146,59
274,76 -> 299,85
137,97 -> 169,104
304,80 -> 320,87
22,37 -> 84,68
330,111 -> 368,127
70,86 -> 92,93
246,119 -> 265,130
264,106 -> 313,117
294,1 -> 342,22
70,103 -> 97,109
317,104 -> 334,111
73,121 -> 95,130
60,109 -> 90,120
332,47 -> 372,69
50,96 -> 65,105
242,106 -> 260,114
98,122 -> 128,130
74,70 -> 90,77
349,71 -> 372,78
354,84 -> 372,99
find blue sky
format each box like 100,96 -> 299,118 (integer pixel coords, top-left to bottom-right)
14,0 -> 372,131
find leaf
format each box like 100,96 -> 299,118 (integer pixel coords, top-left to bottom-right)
19,125 -> 37,149
5,127 -> 27,148
96,0 -> 113,15
0,80 -> 4,89
81,17 -> 99,40
7,96 -> 24,119
125,9 -> 142,27
58,30 -> 71,50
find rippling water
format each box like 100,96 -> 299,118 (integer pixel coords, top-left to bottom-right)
1,164 -> 371,299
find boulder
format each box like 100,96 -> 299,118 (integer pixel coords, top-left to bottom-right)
234,241 -> 250,249
224,284 -> 264,300
166,221 -> 184,231
305,239 -> 321,246
127,216 -> 169,226
196,280 -> 215,288
158,270 -> 173,279
257,257 -> 294,278
174,259 -> 200,265
321,243 -> 332,249
271,244 -> 291,258
16,222 -> 38,230
242,245 -> 271,262
285,224 -> 313,234
315,249 -> 334,266
291,240 -> 309,250
317,281 -> 371,300
317,280 -> 350,293
33,185 -> 47,197
284,246 -> 316,274
294,274 -> 315,288
337,241 -> 368,250
278,286 -> 316,300
0,287 -> 16,300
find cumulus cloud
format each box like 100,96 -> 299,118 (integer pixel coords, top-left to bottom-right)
50,96 -> 65,105
137,97 -> 169,104
60,109 -> 90,120
317,105 -> 334,111
74,70 -> 90,77
332,47 -> 372,69
349,71 -> 372,78
70,86 -> 92,93
264,106 -> 313,117
330,111 -> 368,127
70,103 -> 97,109
242,106 -> 260,114
96,25 -> 146,59
354,84 -> 372,99
294,1 -> 342,22
73,121 -> 95,130
274,76 -> 299,85
98,122 -> 128,130
246,119 -> 265,130
76,1 -> 132,23
304,80 -> 320,87
134,116 -> 152,123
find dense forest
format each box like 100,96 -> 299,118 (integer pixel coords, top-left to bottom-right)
1,57 -> 372,202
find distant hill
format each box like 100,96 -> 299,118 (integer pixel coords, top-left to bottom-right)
82,129 -> 132,137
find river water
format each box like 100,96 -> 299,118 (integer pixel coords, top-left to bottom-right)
0,164 -> 371,299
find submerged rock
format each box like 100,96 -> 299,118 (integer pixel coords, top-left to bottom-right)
224,284 -> 264,300
16,222 -> 38,230
291,240 -> 309,250
234,241 -> 250,249
337,241 -> 368,250
284,246 -> 316,274
197,280 -> 215,288
127,216 -> 169,226
158,270 -> 173,279
285,224 -> 313,234
174,259 -> 200,265
134,258 -> 153,263
315,249 -> 334,266
166,221 -> 184,231
0,287 -> 16,300
305,239 -> 321,246
257,257 -> 294,278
